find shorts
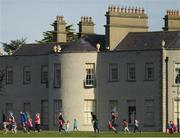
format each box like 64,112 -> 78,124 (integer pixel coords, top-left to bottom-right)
12,124 -> 16,129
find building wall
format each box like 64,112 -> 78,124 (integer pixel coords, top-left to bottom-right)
164,50 -> 180,126
47,52 -> 97,131
97,50 -> 162,131
0,50 -> 165,131
0,55 -> 49,127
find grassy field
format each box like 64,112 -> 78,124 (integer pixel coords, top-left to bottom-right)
0,131 -> 180,137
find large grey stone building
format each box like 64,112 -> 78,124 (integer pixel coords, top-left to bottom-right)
0,6 -> 180,132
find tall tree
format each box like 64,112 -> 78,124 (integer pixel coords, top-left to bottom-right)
1,38 -> 26,55
36,23 -> 77,43
66,24 -> 78,42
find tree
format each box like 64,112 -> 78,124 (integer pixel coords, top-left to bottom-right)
66,24 -> 78,42
1,38 -> 26,55
36,23 -> 77,43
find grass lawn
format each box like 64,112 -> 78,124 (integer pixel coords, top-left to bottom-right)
0,131 -> 180,137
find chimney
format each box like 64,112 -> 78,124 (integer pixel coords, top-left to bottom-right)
78,16 -> 95,38
105,5 -> 148,50
163,9 -> 180,31
54,16 -> 67,43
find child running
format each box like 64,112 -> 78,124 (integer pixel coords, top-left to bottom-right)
65,120 -> 70,133
27,115 -> 33,132
123,119 -> 129,133
35,113 -> 41,133
73,118 -> 78,131
108,120 -> 117,133
9,113 -> 17,134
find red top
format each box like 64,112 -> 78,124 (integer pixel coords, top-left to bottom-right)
123,121 -> 128,127
35,115 -> 40,125
108,122 -> 113,129
28,118 -> 33,127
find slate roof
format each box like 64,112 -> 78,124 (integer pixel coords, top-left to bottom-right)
13,34 -> 105,56
13,31 -> 180,56
114,31 -> 180,51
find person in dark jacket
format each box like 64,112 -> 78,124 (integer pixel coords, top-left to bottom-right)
20,112 -> 27,133
91,112 -> 99,133
58,112 -> 65,133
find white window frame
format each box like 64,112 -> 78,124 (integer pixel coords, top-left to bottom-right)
84,63 -> 96,87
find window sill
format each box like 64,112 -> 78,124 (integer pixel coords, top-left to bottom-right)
84,85 -> 96,89
144,79 -> 154,82
23,83 -> 31,85
83,124 -> 92,126
6,83 -> 13,85
126,80 -> 136,82
172,84 -> 180,87
108,80 -> 119,82
54,86 -> 61,88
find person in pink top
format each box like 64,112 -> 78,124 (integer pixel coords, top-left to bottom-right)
35,113 -> 40,133
27,116 -> 33,132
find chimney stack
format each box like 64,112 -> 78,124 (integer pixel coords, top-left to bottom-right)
105,5 -> 148,50
78,16 -> 95,38
54,16 -> 67,43
163,9 -> 180,31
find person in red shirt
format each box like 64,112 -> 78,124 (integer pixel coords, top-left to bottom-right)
27,116 -> 33,132
34,113 -> 40,133
108,120 -> 117,133
123,119 -> 130,133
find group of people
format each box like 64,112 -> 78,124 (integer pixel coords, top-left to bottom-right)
90,111 -> 141,134
57,112 -> 78,133
2,111 -> 143,134
167,120 -> 177,134
2,112 -> 41,134
107,112 -> 141,133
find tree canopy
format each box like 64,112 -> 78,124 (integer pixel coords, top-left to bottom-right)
36,23 -> 77,43
1,38 -> 26,55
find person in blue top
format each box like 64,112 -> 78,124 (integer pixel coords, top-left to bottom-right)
73,118 -> 78,131
20,112 -> 27,133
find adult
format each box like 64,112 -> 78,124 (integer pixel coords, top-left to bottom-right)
20,112 -> 27,133
58,112 -> 65,133
111,112 -> 118,127
91,112 -> 99,133
134,119 -> 141,133
108,120 -> 117,133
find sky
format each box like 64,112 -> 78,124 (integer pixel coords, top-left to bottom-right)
0,0 -> 180,45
